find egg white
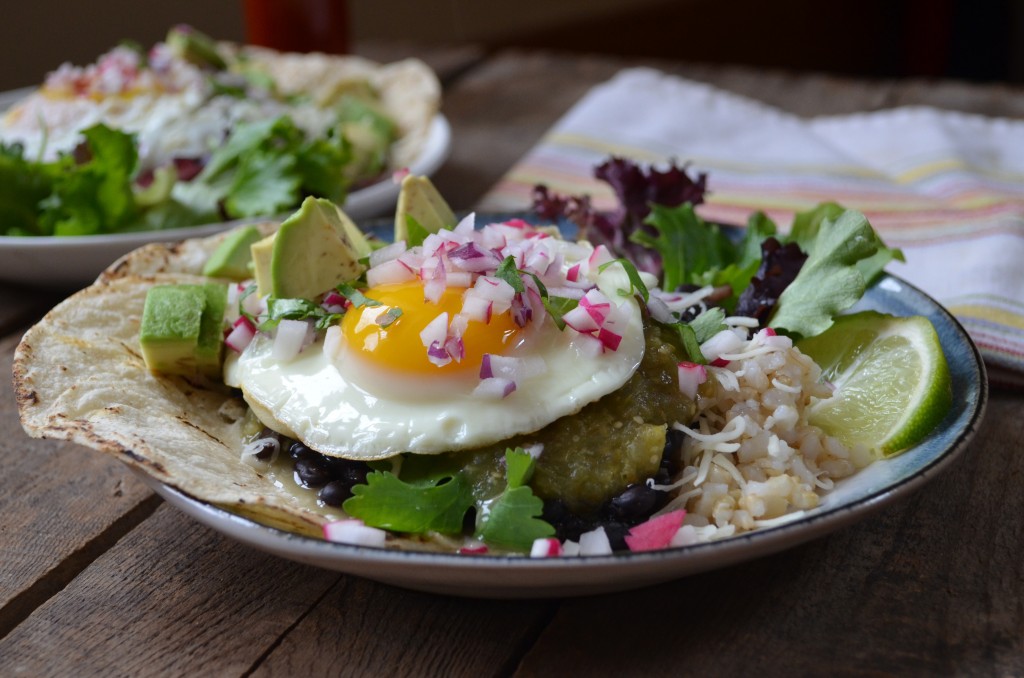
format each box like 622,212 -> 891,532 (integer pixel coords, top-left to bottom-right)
231,264 -> 646,459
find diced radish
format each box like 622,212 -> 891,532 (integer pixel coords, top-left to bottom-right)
562,305 -> 599,333
323,519 -> 387,547
530,538 -> 563,558
570,331 -> 604,359
225,316 -> 256,353
597,326 -> 623,351
566,263 -> 581,282
624,510 -> 687,553
586,244 -> 615,272
677,362 -> 707,399
578,527 -> 612,556
562,540 -> 581,556
472,377 -> 516,399
458,543 -> 489,555
272,319 -> 311,362
321,290 -> 348,314
579,289 -> 612,324
472,276 -> 516,305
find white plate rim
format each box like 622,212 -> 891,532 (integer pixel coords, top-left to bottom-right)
0,103 -> 450,285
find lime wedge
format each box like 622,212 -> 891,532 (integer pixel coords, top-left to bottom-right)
796,311 -> 952,457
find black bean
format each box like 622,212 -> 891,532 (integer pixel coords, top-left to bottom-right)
603,521 -> 631,552
328,457 -> 371,485
664,427 -> 686,457
542,499 -> 594,542
295,456 -> 332,487
289,441 -> 315,460
605,483 -> 662,522
318,480 -> 355,506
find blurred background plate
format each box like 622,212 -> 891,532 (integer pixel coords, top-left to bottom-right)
0,108 -> 450,289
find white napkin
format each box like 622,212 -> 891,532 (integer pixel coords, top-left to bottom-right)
479,67 -> 1024,388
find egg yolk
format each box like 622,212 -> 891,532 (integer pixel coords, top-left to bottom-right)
340,282 -> 522,374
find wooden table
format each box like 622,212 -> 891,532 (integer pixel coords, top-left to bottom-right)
2,45 -> 1022,676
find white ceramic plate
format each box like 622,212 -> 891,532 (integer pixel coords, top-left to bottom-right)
136,272 -> 987,599
0,107 -> 451,288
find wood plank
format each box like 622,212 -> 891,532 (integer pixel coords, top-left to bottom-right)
250,578 -> 555,678
0,505 -> 341,676
0,286 -> 64,338
514,393 -> 1024,677
0,332 -> 156,636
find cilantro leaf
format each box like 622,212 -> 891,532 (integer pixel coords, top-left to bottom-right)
505,447 -> 536,487
495,255 -> 526,293
0,142 -> 54,235
344,471 -> 474,534
475,487 -> 553,550
225,151 -> 301,217
336,282 -> 382,308
688,307 -> 728,343
39,124 -> 140,236
672,322 -> 706,364
259,296 -> 342,331
598,258 -> 650,302
542,296 -> 578,331
474,449 -> 553,550
769,210 -> 881,337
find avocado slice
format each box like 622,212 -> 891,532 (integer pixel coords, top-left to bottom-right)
195,283 -> 228,376
336,96 -> 397,183
202,225 -> 263,280
166,25 -> 227,70
252,197 -> 368,300
139,283 -> 227,377
394,175 -> 457,246
251,233 -> 276,297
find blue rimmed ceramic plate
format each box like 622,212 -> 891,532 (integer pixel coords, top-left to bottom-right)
136,245 -> 987,598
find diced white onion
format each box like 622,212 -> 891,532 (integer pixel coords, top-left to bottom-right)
578,527 -> 612,556
472,377 -> 516,399
272,319 -> 312,362
369,240 -> 407,268
322,520 -> 387,547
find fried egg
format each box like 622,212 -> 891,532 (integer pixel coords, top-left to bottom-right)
230,221 -> 647,459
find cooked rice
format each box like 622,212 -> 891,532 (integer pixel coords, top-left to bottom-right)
659,327 -> 873,540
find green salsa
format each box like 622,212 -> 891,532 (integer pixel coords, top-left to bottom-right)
448,321 -> 696,515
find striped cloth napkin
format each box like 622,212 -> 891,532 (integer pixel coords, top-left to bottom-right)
478,67 -> 1024,389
